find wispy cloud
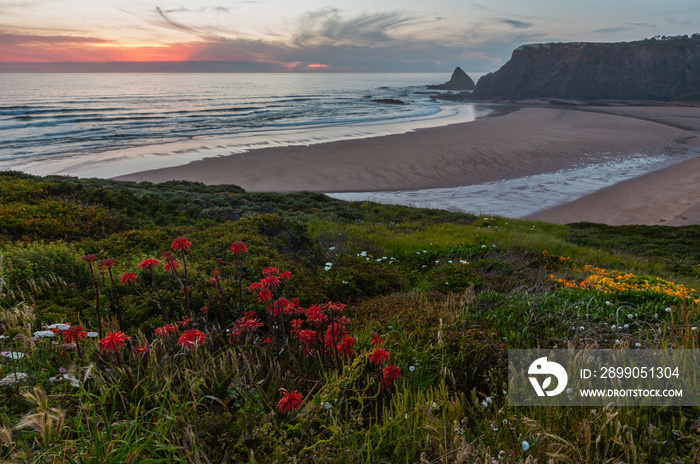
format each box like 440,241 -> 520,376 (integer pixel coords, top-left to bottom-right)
501,19 -> 533,29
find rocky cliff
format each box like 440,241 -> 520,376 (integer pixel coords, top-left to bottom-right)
474,35 -> 700,101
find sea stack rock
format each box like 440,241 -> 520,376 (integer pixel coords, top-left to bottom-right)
428,67 -> 476,91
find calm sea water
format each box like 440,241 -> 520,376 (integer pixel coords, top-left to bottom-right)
0,73 -> 487,177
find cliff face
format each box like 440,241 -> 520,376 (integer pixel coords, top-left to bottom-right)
428,67 -> 476,91
474,36 -> 700,101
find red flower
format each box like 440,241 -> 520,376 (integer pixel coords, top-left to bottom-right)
383,364 -> 402,381
280,271 -> 293,281
306,305 -> 326,325
277,390 -> 303,413
176,318 -> 192,328
370,333 -> 384,346
135,344 -> 153,353
248,282 -> 263,292
172,237 -> 191,251
263,337 -> 273,346
257,288 -> 272,303
178,329 -> 207,349
382,364 -> 402,389
337,336 -> 356,356
261,275 -> 281,289
99,331 -> 131,351
164,261 -> 180,271
161,251 -> 174,259
139,259 -> 160,270
63,325 -> 87,343
155,324 -> 177,338
369,348 -> 390,365
230,241 -> 247,254
81,254 -> 97,263
324,301 -> 346,313
99,258 -> 116,270
324,322 -> 348,348
297,329 -> 318,347
262,267 -> 279,277
200,306 -> 209,314
119,272 -> 137,285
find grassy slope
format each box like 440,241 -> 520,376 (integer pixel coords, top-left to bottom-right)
0,171 -> 699,463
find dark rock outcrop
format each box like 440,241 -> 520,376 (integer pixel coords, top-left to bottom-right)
428,67 -> 476,91
474,35 -> 700,101
372,98 -> 406,105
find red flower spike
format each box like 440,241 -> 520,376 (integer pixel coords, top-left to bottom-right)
81,254 -> 97,263
261,275 -> 281,289
176,318 -> 192,328
135,344 -> 153,353
257,289 -> 272,303
119,272 -> 137,285
248,282 -> 263,292
306,305 -> 326,325
370,333 -> 384,346
280,271 -> 293,281
172,237 -> 191,251
337,336 -> 356,356
277,390 -> 303,413
369,348 -> 390,365
63,325 -> 87,343
262,267 -> 279,277
178,329 -> 207,349
139,259 -> 160,270
161,251 -> 173,259
99,258 -> 116,270
164,261 -> 181,271
230,241 -> 247,254
155,324 -> 177,338
99,331 -> 131,352
383,364 -> 402,382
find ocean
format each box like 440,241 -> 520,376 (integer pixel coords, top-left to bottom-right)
0,72 -> 689,217
0,72 -> 487,178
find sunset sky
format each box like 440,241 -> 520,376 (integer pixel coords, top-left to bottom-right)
1,0 -> 699,72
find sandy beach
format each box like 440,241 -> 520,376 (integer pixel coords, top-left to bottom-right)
116,104 -> 700,225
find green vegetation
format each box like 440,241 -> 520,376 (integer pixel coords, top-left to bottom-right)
1,170 -> 699,463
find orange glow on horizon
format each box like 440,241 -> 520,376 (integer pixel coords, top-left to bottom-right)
0,40 -> 227,63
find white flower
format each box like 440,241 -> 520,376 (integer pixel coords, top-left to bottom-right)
431,402 -> 437,408
665,307 -> 672,313
329,246 -> 336,250
0,335 -> 7,339
323,402 -> 332,409
635,343 -> 642,348
628,314 -> 633,319
87,332 -> 98,338
324,262 -> 333,271
605,301 -> 611,306
615,340 -> 621,345
503,419 -> 508,424
654,313 -> 658,318
611,325 -> 616,330
579,326 -> 585,330
49,373 -> 81,388
566,388 -> 573,394
360,251 -> 367,257
0,372 -> 28,387
481,245 -> 487,248
481,401 -> 489,408
522,440 -> 530,451
1,351 -> 25,360
409,366 -> 415,372
47,323 -> 70,331
692,327 -> 698,331
485,397 -> 492,403
624,324 -> 629,329
33,330 -> 55,338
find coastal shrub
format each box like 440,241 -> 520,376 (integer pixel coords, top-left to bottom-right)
1,242 -> 86,295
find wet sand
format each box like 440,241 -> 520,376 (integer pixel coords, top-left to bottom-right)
116,104 -> 700,225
